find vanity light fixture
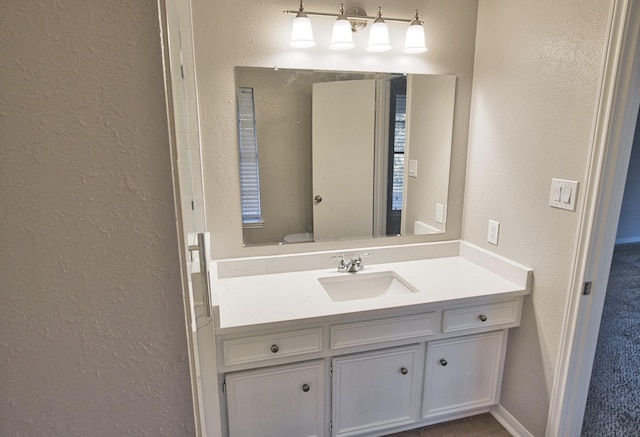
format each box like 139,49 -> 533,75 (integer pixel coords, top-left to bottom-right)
289,1 -> 316,48
329,4 -> 355,50
284,3 -> 427,53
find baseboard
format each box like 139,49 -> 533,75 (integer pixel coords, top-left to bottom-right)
490,404 -> 533,437
615,236 -> 640,245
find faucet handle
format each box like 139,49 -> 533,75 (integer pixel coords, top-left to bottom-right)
332,254 -> 349,272
349,253 -> 369,272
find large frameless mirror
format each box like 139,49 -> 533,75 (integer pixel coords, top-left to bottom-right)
234,66 -> 456,247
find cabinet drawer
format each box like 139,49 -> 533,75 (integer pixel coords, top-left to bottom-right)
222,328 -> 323,366
331,313 -> 437,349
442,300 -> 520,333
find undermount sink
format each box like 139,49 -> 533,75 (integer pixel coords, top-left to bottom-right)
318,271 -> 419,302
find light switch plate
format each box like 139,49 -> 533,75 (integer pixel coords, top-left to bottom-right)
408,160 -> 418,178
549,178 -> 579,211
488,220 -> 500,245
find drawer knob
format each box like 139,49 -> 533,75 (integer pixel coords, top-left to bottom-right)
302,383 -> 310,392
400,367 -> 409,375
440,359 -> 448,366
479,314 -> 488,322
270,344 -> 279,353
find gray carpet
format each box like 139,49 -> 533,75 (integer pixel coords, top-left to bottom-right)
582,243 -> 640,436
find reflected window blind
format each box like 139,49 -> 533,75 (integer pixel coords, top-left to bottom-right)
237,87 -> 263,225
391,94 -> 406,211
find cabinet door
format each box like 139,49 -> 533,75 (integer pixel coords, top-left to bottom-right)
422,331 -> 504,418
332,345 -> 423,437
225,361 -> 324,437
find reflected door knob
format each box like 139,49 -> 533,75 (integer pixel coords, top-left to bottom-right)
270,344 -> 279,353
314,195 -> 322,203
479,314 -> 488,322
400,367 -> 409,375
440,359 -> 448,366
302,384 -> 310,392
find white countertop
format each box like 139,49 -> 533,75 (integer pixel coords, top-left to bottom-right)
214,252 -> 531,329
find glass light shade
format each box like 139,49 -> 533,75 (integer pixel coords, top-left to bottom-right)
329,17 -> 355,50
403,21 -> 428,53
289,14 -> 316,48
366,20 -> 391,52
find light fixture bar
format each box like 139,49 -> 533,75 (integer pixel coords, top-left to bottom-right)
283,9 -> 421,25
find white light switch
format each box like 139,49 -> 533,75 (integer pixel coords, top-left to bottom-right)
549,178 -> 579,211
408,160 -> 418,178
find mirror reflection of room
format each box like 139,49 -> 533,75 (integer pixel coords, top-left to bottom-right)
235,67 -> 455,247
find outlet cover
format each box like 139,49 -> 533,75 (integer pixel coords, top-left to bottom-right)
488,220 -> 500,245
436,204 -> 447,224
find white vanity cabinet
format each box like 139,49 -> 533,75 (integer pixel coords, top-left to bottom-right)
217,298 -> 523,437
214,242 -> 533,437
422,331 -> 505,419
331,345 -> 423,437
225,360 -> 325,437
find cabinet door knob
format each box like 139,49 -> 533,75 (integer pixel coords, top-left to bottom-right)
302,383 -> 310,392
479,314 -> 488,322
440,359 -> 448,366
400,367 -> 409,375
270,344 -> 279,353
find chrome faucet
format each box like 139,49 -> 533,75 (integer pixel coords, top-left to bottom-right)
332,253 -> 370,273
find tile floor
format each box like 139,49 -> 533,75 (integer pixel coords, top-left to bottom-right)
385,413 -> 512,437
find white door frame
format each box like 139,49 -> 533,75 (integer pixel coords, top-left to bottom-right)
159,1 -> 222,435
547,1 -> 640,435
158,1 -> 205,434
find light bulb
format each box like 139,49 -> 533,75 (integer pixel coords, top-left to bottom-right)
366,8 -> 391,52
403,11 -> 427,53
330,6 -> 355,50
289,2 -> 316,48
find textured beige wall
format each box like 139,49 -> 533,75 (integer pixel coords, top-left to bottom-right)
0,1 -> 195,435
464,1 -> 613,434
192,0 -> 478,258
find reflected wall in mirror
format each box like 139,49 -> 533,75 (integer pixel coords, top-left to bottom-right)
235,67 -> 455,247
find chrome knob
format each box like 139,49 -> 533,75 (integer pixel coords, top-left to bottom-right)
440,359 -> 448,366
270,344 -> 279,353
400,367 -> 408,375
479,314 -> 488,322
302,383 -> 310,392
314,195 -> 322,203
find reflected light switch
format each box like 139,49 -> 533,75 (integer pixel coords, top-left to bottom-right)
561,186 -> 572,203
409,160 -> 418,178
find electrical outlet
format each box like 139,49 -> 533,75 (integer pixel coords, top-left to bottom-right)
488,220 -> 500,245
435,204 -> 446,224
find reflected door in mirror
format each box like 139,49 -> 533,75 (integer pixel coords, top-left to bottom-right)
312,80 -> 376,241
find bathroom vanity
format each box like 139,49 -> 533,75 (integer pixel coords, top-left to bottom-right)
210,241 -> 532,437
